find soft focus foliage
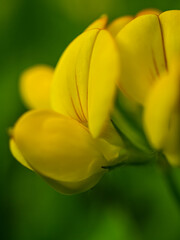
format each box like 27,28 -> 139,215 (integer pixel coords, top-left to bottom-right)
1,0 -> 180,240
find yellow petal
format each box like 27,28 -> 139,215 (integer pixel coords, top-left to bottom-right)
144,61 -> 180,165
136,9 -> 161,17
95,122 -> 126,163
42,171 -> 104,195
13,110 -> 107,193
159,10 -> 180,67
116,14 -> 166,104
88,30 -> 120,137
85,15 -> 108,31
107,16 -> 133,37
9,138 -> 33,170
52,29 -> 100,123
20,65 -> 54,109
52,29 -> 120,137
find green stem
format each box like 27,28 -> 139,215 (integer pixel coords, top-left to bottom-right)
102,154 -> 152,171
160,155 -> 180,210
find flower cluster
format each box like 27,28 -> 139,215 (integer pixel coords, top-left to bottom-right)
10,9 -> 180,194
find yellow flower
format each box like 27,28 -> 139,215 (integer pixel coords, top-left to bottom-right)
115,10 -> 180,166
10,16 -> 126,194
10,9 -> 167,194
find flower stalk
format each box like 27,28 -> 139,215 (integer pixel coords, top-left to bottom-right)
159,154 -> 180,210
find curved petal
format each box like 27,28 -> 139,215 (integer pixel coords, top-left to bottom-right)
52,29 -> 120,137
85,15 -> 108,31
88,30 -> 120,137
107,16 -> 133,37
20,65 -> 54,109
42,171 -> 104,195
159,10 -> 180,67
108,9 -> 161,37
51,29 -> 100,122
9,138 -> 33,170
12,110 -> 107,193
116,14 -> 166,104
144,61 -> 180,165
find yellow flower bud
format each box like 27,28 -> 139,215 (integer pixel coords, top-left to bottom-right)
20,65 -> 54,109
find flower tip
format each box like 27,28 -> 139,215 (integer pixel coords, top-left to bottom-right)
85,15 -> 108,31
136,8 -> 161,17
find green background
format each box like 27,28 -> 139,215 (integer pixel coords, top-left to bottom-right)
1,0 -> 180,239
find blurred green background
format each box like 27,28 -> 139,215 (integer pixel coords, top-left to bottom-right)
1,0 -> 180,239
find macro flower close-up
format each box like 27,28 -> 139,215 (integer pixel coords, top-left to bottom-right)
10,9 -> 180,194
1,1 -> 180,240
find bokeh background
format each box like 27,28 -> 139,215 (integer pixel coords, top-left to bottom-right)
1,0 -> 180,239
